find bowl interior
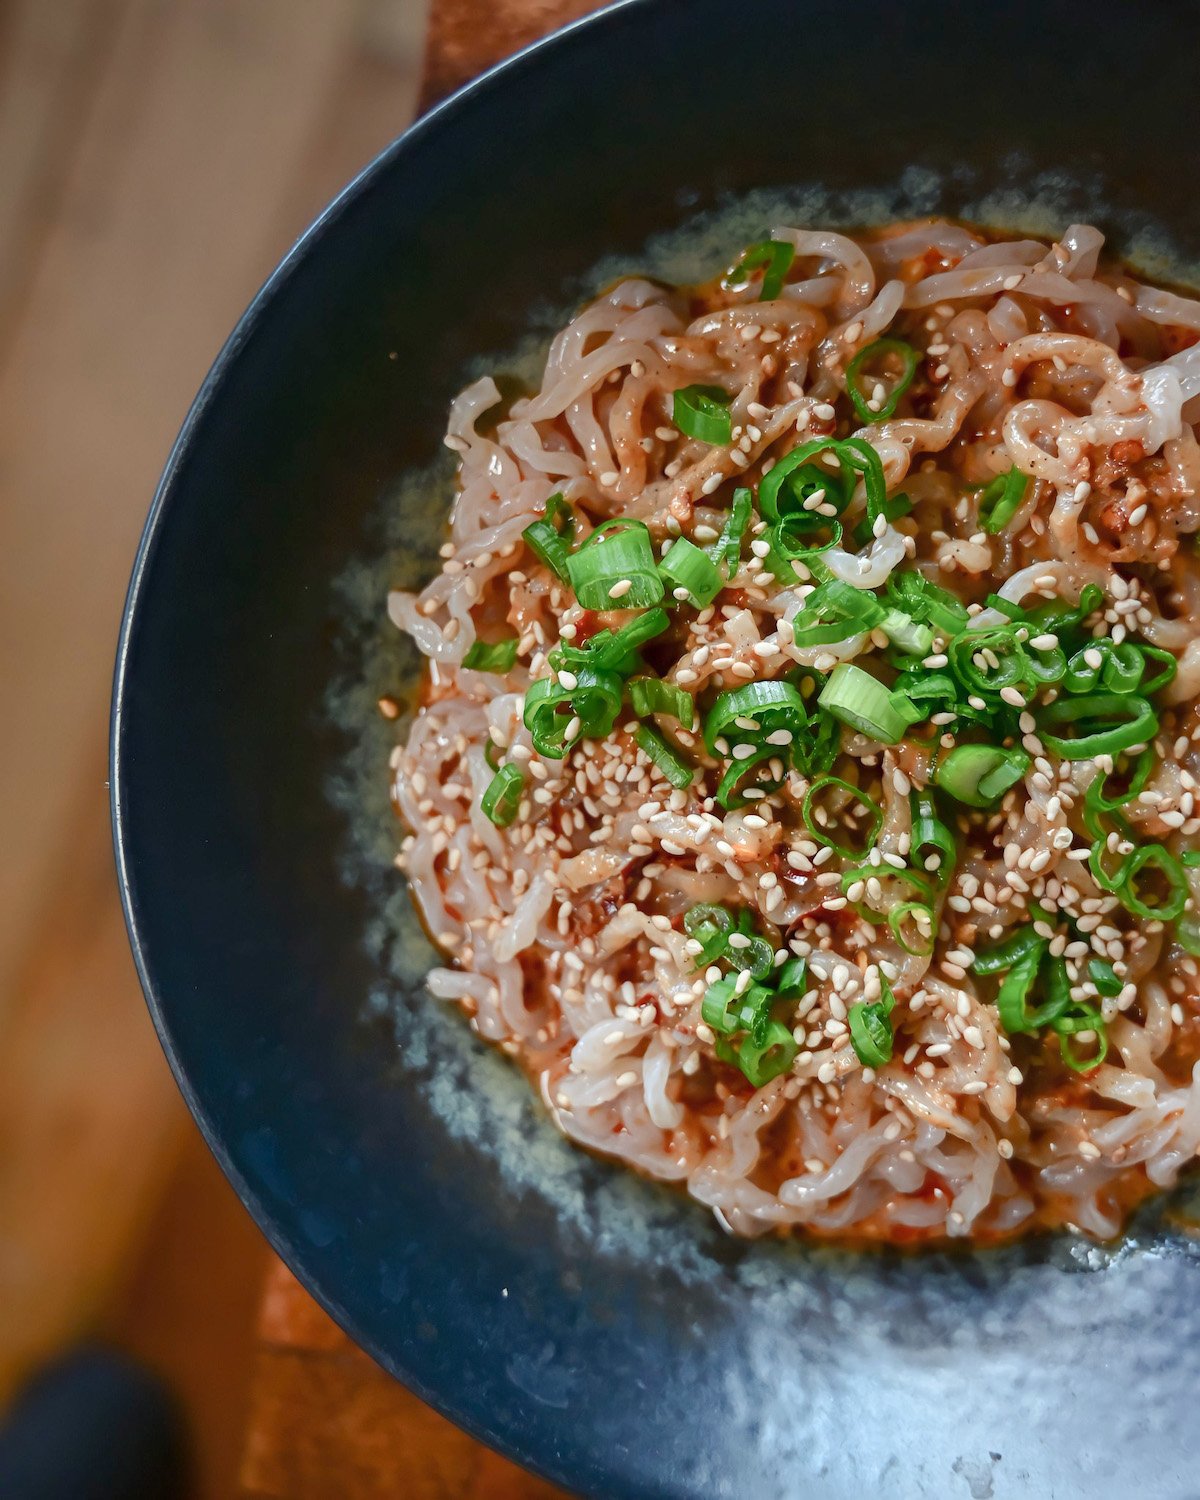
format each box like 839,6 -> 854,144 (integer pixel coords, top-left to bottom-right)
114,1 -> 1200,1495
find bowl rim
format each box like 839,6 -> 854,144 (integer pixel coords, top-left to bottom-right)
109,1 -> 651,1490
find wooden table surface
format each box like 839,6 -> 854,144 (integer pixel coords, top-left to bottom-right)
237,4 -> 596,1496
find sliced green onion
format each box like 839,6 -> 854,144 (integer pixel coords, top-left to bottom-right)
936,744 -> 1030,808
685,903 -> 734,966
910,791 -> 957,884
560,608 -> 671,674
545,492 -> 575,536
1087,958 -> 1123,997
701,976 -> 740,1034
885,568 -> 971,638
566,522 -> 665,610
658,536 -> 723,607
1140,645 -> 1177,696
484,735 -> 503,772
1037,693 -> 1156,760
1117,844 -> 1188,921
673,385 -> 733,445
994,938 -> 1049,1034
978,467 -> 1029,533
1082,748 -> 1154,840
704,680 -> 809,755
726,927 -> 775,982
791,699 -> 842,780
947,625 -> 1032,696
520,492 -> 575,583
763,516 -> 845,584
1024,583 -> 1104,640
728,239 -> 796,302
775,956 -> 808,997
971,925 -> 1046,976
481,763 -> 523,826
758,437 -> 888,530
848,979 -> 896,1068
715,749 -> 785,810
628,676 -> 695,728
635,724 -> 694,788
736,1020 -> 799,1086
845,338 -> 918,424
1064,639 -> 1143,696
462,635 -> 519,673
888,901 -> 936,955
801,774 -> 883,860
523,666 -> 623,758
1176,916 -> 1200,956
818,662 -> 912,744
1053,1006 -> 1109,1072
523,519 -> 572,582
709,487 -> 753,577
880,607 -> 934,657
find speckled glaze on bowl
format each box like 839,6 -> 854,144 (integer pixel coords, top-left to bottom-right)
112,2 -> 1200,1495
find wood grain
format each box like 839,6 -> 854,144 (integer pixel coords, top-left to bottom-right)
240,1264 -> 566,1500
419,0 -> 598,109
0,0 -> 425,1436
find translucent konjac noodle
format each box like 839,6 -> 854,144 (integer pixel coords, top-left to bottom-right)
386,219 -> 1200,1245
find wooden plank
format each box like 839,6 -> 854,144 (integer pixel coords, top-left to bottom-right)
0,780 -> 186,1405
240,1263 -> 567,1500
419,0 -> 599,109
0,0 -> 367,1020
0,0 -> 121,345
0,0 -> 402,1408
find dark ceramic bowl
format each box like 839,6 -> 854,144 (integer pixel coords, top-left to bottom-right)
112,2 -> 1200,1495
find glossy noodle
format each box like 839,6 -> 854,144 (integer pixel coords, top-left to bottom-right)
387,219 -> 1200,1244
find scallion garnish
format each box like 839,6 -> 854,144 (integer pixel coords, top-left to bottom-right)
715,750 -> 786,810
759,436 -> 889,531
978,467 -> 1029,533
1087,957 -> 1123,997
521,492 -> 575,583
658,536 -> 723,607
1036,692 -> 1157,760
1082,748 -> 1154,839
885,568 -> 970,638
557,608 -> 671,675
818,662 -> 914,744
910,791 -> 957,884
685,904 -> 734,966
629,676 -> 695,728
704,679 -> 809,754
635,723 -> 694,788
566,520 -> 665,610
1053,1006 -> 1109,1072
845,338 -> 918,424
708,486 -> 753,577
801,774 -> 883,860
462,635 -> 519,673
673,385 -> 733,445
523,666 -> 624,759
847,977 -> 896,1068
728,239 -> 796,302
481,763 -> 524,826
888,900 -> 936,955
735,1021 -> 800,1087
1116,844 -> 1188,921
936,744 -> 1030,808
